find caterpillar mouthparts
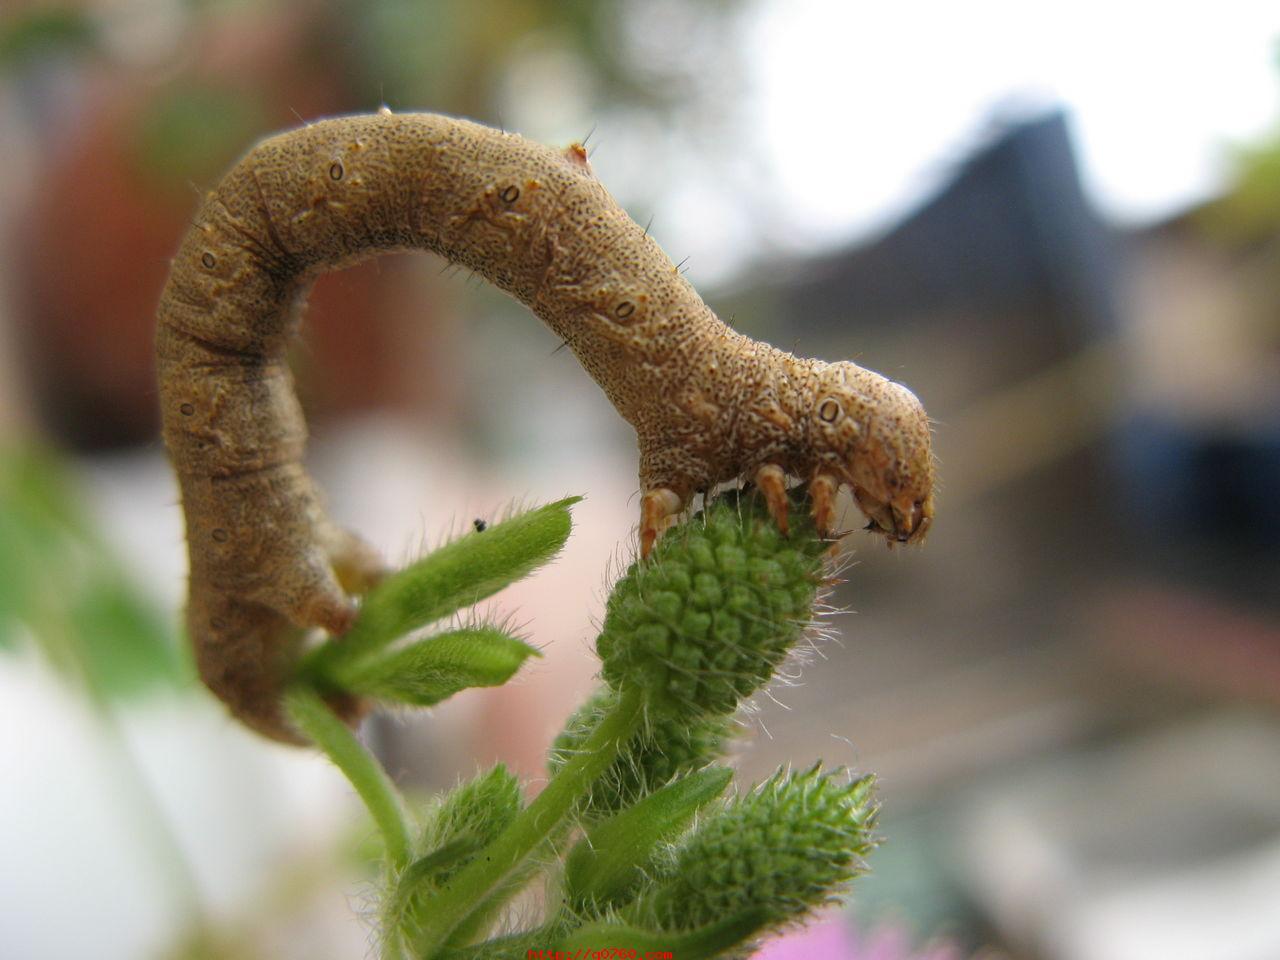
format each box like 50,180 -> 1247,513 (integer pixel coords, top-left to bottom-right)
155,110 -> 935,742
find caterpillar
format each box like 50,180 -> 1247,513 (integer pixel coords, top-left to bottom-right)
155,109 -> 935,743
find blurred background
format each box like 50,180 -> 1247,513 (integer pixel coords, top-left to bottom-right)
2,1 -> 1279,958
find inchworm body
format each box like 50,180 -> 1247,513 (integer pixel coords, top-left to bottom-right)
156,110 -> 935,742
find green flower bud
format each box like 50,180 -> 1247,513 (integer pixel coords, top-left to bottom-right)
636,764 -> 877,932
597,490 -> 828,718
419,764 -> 522,875
550,687 -> 735,819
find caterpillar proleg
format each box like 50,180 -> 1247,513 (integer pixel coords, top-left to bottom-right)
155,111 -> 935,742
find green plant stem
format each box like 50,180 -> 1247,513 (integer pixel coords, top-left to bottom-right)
413,685 -> 646,957
285,686 -> 412,870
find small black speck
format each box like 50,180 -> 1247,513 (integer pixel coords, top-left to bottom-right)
473,518 -> 487,532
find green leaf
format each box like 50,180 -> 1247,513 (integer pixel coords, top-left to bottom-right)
418,764 -> 523,880
564,766 -> 733,912
70,576 -> 185,700
0,444 -> 185,697
334,626 -> 539,706
558,911 -> 770,960
550,687 -> 735,820
408,687 -> 646,957
387,765 -> 525,952
384,837 -> 484,948
303,497 -> 580,678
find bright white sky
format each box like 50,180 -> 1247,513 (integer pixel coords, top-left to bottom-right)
747,0 -> 1280,253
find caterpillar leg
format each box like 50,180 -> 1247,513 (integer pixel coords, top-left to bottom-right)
320,524 -> 388,595
188,526 -> 381,743
755,463 -> 790,537
809,471 -> 840,538
183,469 -> 385,742
261,552 -> 358,635
241,519 -> 378,636
640,487 -> 683,559
189,592 -> 367,744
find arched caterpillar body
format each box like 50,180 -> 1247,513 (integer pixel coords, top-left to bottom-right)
155,110 -> 935,743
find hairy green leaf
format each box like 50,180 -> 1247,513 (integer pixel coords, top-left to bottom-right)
304,496 -> 579,677
565,766 -> 733,913
559,910 -> 770,960
336,626 -> 539,706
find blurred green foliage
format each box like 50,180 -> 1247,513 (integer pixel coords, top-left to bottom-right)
133,83 -> 271,195
1202,133 -> 1280,244
1200,42 -> 1280,243
336,0 -> 732,113
290,492 -> 876,959
4,0 -> 743,192
0,445 -> 187,701
0,6 -> 98,68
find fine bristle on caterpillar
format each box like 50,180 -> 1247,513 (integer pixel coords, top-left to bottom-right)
155,110 -> 936,743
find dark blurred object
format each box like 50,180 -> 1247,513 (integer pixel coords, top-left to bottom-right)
768,112 -> 1124,525
1116,415 -> 1280,564
1116,197 -> 1280,595
784,111 -> 1118,353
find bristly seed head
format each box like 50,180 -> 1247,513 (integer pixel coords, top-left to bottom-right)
634,764 -> 878,932
597,488 -> 830,718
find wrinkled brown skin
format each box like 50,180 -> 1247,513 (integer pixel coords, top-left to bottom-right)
156,111 -> 936,743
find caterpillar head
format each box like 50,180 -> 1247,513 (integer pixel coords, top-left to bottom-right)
810,362 -> 935,544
